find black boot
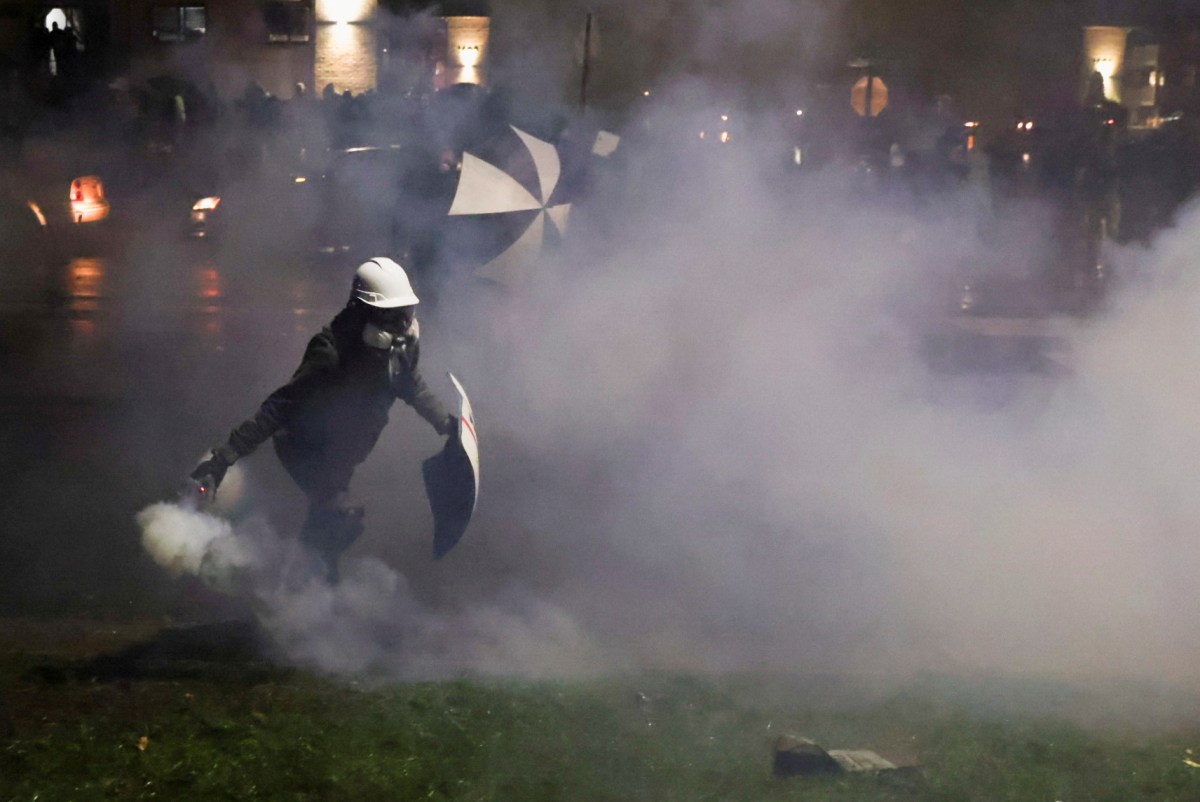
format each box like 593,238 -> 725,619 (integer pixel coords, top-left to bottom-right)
299,505 -> 365,585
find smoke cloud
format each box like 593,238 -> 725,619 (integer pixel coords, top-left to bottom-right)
137,502 -> 238,577
102,0 -> 1199,687
427,111 -> 1200,682
136,499 -> 611,679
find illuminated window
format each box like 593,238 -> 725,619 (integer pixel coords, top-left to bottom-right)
152,5 -> 206,41
265,1 -> 312,43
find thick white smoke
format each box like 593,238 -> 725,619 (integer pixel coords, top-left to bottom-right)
143,113 -> 1200,683
428,108 -> 1200,682
136,499 -> 610,679
138,503 -> 232,576
127,0 -> 1200,685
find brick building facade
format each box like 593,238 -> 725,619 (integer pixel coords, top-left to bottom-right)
0,0 -> 488,101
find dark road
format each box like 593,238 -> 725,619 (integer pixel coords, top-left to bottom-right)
0,244 -> 371,615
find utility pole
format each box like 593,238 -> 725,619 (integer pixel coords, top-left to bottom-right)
849,56 -> 875,117
580,11 -> 593,111
865,62 -> 874,121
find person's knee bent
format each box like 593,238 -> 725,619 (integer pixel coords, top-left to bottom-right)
300,495 -> 365,551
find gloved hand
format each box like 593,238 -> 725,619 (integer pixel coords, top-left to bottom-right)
189,444 -> 237,492
439,414 -> 460,439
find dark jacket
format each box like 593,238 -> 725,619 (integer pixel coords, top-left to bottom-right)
222,305 -> 449,501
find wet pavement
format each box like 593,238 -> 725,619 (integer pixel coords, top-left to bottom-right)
0,233 -> 348,616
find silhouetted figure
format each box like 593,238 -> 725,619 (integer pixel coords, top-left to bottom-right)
1083,71 -> 1106,108
47,22 -> 71,78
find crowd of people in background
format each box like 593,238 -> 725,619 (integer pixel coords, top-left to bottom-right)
773,76 -> 1200,303
0,50 -> 530,202
5,25 -> 1200,313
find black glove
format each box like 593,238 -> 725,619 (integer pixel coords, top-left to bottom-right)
189,444 -> 236,492
439,414 -> 460,439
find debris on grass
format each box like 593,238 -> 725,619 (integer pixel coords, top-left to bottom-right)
773,735 -> 842,776
773,734 -> 912,777
827,749 -> 901,772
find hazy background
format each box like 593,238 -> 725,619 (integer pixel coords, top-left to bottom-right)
5,0 -> 1199,687
142,98 -> 1200,684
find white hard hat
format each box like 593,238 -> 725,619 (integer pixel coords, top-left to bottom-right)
351,257 -> 420,307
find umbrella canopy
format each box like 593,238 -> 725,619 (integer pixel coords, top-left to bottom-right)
447,126 -> 571,286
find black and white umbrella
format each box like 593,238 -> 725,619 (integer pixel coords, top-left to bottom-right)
447,125 -> 571,286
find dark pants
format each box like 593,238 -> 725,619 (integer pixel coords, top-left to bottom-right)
274,435 -> 365,582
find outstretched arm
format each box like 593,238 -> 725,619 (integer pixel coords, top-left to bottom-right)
225,332 -> 338,456
192,332 -> 338,486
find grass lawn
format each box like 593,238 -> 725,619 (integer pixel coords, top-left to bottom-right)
2,618 -> 1200,801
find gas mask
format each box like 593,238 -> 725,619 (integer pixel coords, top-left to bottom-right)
362,311 -> 419,383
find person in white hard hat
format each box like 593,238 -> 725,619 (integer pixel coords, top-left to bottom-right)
190,257 -> 457,583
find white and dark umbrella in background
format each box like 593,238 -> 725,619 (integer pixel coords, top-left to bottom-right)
447,125 -> 571,287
